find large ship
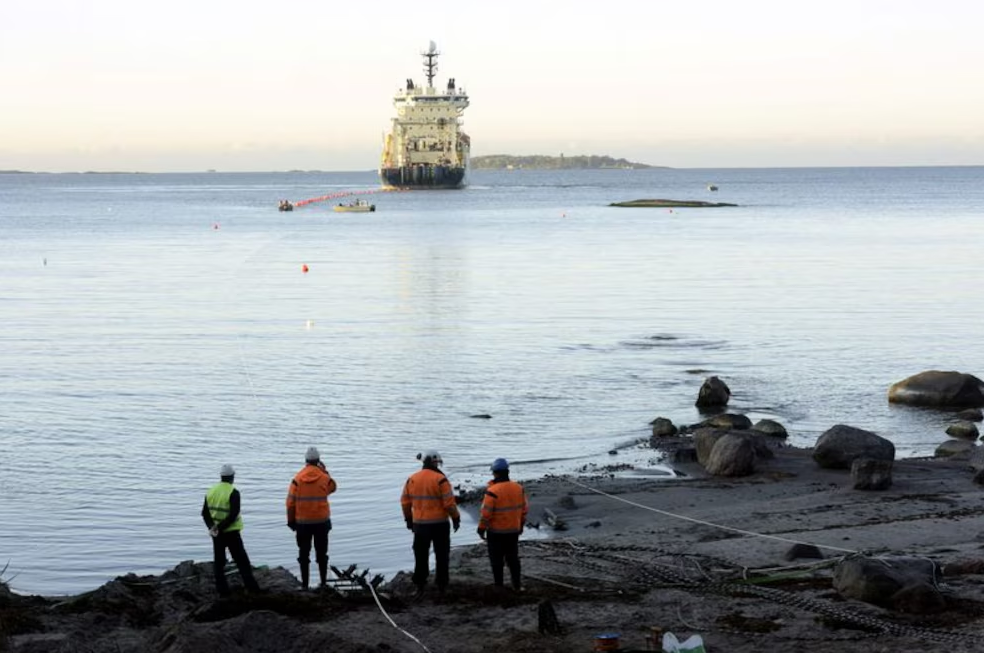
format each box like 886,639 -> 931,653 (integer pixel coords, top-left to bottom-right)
379,42 -> 470,189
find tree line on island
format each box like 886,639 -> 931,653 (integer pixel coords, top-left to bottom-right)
471,154 -> 662,170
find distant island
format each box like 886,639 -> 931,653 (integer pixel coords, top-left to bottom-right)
471,154 -> 662,170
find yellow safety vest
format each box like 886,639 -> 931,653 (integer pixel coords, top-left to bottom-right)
206,481 -> 243,532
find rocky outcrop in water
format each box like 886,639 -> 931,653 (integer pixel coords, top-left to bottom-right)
888,370 -> 984,408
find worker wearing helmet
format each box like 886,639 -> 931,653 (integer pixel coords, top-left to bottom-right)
286,446 -> 337,590
400,450 -> 460,597
201,464 -> 262,596
477,458 -> 528,591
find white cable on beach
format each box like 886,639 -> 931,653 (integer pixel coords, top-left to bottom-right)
366,581 -> 433,653
565,477 -> 859,555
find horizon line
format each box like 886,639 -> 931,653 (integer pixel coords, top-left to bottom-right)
3,163 -> 984,175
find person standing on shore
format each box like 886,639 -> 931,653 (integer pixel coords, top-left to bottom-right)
401,450 -> 460,597
477,458 -> 528,591
286,446 -> 337,590
201,464 -> 261,597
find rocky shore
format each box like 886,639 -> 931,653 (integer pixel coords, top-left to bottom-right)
4,446 -> 984,652
5,371 -> 984,653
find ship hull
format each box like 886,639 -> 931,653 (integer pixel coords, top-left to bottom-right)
379,165 -> 466,190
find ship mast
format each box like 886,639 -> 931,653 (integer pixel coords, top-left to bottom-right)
423,40 -> 439,88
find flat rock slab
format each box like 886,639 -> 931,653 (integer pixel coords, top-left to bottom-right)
610,198 -> 738,208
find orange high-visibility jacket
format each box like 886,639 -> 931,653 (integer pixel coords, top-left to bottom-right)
286,463 -> 337,525
401,468 -> 460,525
478,479 -> 528,534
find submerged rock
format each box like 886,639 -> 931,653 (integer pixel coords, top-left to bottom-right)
888,370 -> 984,408
609,198 -> 738,208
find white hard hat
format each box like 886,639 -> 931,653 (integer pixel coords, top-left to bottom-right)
306,446 -> 320,462
220,463 -> 235,477
419,450 -> 442,465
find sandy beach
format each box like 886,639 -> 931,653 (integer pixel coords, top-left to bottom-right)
5,441 -> 984,653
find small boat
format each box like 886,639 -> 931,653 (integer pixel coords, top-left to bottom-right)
707,184 -> 719,192
333,199 -> 376,213
278,200 -> 294,211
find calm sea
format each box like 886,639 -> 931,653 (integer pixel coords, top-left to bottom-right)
2,166 -> 983,595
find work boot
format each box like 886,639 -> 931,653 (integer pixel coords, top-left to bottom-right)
318,560 -> 328,589
299,560 -> 310,590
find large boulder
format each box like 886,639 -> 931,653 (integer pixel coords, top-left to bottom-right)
888,370 -> 984,408
693,427 -> 728,466
695,376 -> 730,409
833,556 -> 945,613
704,433 -> 756,477
813,424 -> 895,469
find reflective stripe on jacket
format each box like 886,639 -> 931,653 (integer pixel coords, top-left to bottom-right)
286,463 -> 336,525
401,468 -> 460,525
206,481 -> 243,532
478,479 -> 528,534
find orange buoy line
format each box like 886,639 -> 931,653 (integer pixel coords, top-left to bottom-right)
292,187 -> 394,208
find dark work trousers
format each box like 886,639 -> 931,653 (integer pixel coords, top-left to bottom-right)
412,522 -> 451,589
212,530 -> 260,595
295,521 -> 331,564
486,532 -> 521,589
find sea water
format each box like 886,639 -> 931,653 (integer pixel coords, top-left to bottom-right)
2,166 -> 983,594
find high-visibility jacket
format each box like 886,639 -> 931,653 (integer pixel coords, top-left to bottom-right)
286,463 -> 336,525
206,481 -> 243,532
401,468 -> 460,526
478,479 -> 528,534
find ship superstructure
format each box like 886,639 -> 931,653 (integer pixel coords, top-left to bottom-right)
380,42 -> 470,189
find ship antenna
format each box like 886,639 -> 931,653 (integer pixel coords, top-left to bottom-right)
423,40 -> 439,88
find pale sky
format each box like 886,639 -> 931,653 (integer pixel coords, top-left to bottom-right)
2,0 -> 982,172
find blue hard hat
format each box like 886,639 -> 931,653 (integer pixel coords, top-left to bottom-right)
491,458 -> 509,472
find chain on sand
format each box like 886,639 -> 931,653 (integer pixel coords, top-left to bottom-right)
523,541 -> 975,646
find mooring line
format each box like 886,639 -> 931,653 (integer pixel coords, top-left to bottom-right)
564,477 -> 859,554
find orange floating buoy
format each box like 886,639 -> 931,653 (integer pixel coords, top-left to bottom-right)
302,264 -> 309,273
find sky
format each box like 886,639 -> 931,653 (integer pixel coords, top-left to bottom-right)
2,0 -> 983,172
